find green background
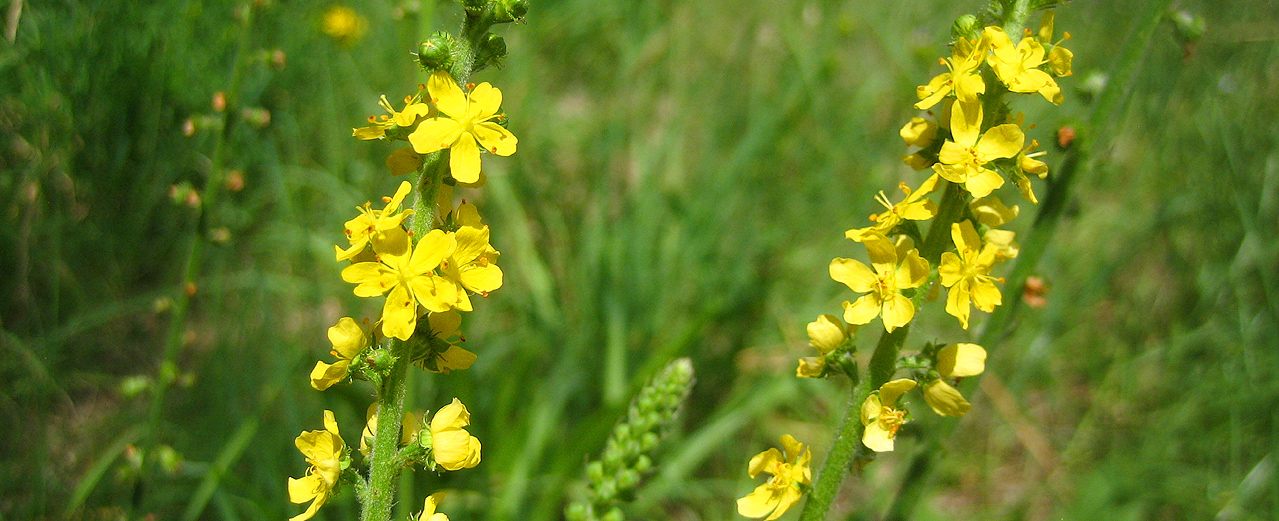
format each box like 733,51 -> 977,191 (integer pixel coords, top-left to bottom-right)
2,0 -> 1276,519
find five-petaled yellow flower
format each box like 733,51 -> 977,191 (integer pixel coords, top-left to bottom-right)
352,93 -> 430,141
736,434 -> 812,520
985,26 -> 1063,104
845,174 -> 941,242
923,343 -> 987,417
334,181 -> 415,261
310,317 -> 369,391
287,410 -> 348,521
933,101 -> 1024,198
861,379 -> 916,452
430,398 -> 481,471
938,220 -> 1004,329
409,70 -> 518,184
441,204 -> 503,311
341,228 -> 458,341
915,34 -> 989,110
830,235 -> 930,332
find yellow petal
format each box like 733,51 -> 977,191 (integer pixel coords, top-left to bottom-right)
896,248 -> 930,289
923,379 -> 971,416
436,345 -> 477,372
449,132 -> 482,184
409,117 -> 463,154
353,126 -> 385,140
328,317 -> 366,359
880,293 -> 915,332
950,99 -> 983,147
938,343 -> 987,378
806,314 -> 848,354
796,356 -> 825,378
410,229 -> 455,274
746,447 -> 783,478
765,486 -> 801,521
938,252 -> 963,288
829,258 -> 877,293
779,434 -> 803,461
975,124 -> 1025,161
946,282 -> 972,329
862,418 -> 895,452
971,196 -> 1019,228
466,82 -> 503,120
970,278 -> 1003,312
428,71 -> 467,119
951,220 -> 981,253
381,284 -> 418,341
860,394 -> 882,426
459,264 -> 503,294
843,295 -> 881,326
914,73 -> 952,110
900,117 -> 938,147
964,167 -> 1005,199
473,122 -> 518,156
879,378 -> 917,406
310,360 -> 351,391
736,483 -> 782,519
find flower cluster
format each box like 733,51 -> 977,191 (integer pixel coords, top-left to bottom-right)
288,65 -> 517,520
738,10 -> 1073,518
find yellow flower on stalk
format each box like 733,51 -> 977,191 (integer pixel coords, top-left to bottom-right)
409,71 -> 518,184
1014,139 -> 1050,204
915,34 -> 989,110
310,317 -> 369,391
440,205 -> 503,312
353,93 -> 431,141
984,26 -> 1063,104
416,310 -> 478,373
287,410 -> 348,521
938,220 -> 1004,329
341,228 -> 459,341
923,343 -> 987,417
933,101 -> 1024,198
335,181 -> 416,261
418,492 -> 451,521
861,378 -> 916,452
844,174 -> 941,242
430,398 -> 481,471
736,434 -> 811,520
359,403 -> 421,456
1037,11 -> 1074,77
830,235 -> 930,332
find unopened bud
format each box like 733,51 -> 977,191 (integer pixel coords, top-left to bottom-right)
418,31 -> 457,71
475,33 -> 508,70
492,0 -> 528,23
951,14 -> 980,41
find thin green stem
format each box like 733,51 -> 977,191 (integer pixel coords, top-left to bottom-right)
797,381 -> 873,521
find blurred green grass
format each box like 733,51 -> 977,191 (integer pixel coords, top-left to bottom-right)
2,0 -> 1277,520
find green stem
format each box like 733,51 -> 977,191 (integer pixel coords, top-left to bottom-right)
361,339 -> 412,521
1001,0 -> 1034,36
797,381 -> 874,521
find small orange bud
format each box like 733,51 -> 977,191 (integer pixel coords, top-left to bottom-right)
212,91 -> 227,112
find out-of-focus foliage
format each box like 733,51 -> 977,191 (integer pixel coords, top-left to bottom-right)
1,0 -> 1276,520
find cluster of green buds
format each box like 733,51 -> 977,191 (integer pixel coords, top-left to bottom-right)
566,359 -> 695,521
417,0 -> 527,74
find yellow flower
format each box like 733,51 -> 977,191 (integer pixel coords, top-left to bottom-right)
418,492 -> 451,521
359,403 -> 421,457
1037,11 -> 1074,77
321,5 -> 366,46
287,410 -> 348,521
900,116 -> 938,148
830,235 -> 930,332
933,101 -> 1024,198
409,71 -> 518,184
970,196 -> 1019,228
861,379 -> 916,452
923,343 -> 987,417
353,93 -> 431,141
310,317 -> 369,391
341,228 -> 459,341
736,434 -> 811,520
335,181 -> 416,261
440,205 -> 503,312
845,174 -> 941,242
431,398 -> 481,471
915,34 -> 989,110
984,26 -> 1063,104
416,310 -> 477,373
796,314 -> 853,379
938,220 -> 1004,329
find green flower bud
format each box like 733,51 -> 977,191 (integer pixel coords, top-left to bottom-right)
600,508 -> 623,521
459,0 -> 486,13
475,33 -> 508,71
950,14 -> 980,41
633,454 -> 652,474
491,0 -> 528,23
417,31 -> 457,71
564,502 -> 590,521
